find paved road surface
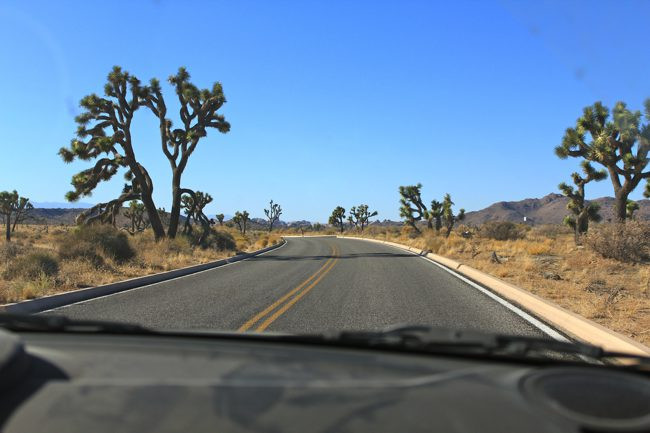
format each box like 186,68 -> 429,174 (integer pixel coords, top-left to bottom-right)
47,237 -> 548,337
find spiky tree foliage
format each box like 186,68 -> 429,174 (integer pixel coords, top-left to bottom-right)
555,99 -> 650,222
216,213 -> 225,226
399,184 -> 430,232
232,210 -> 250,235
440,194 -> 465,238
264,200 -> 282,232
559,161 -> 607,243
328,206 -> 346,233
58,66 -> 166,238
429,199 -> 443,232
0,191 -> 32,241
181,191 -> 213,245
142,67 -> 230,238
626,200 -> 639,220
348,204 -> 378,232
11,196 -> 33,233
123,200 -> 150,235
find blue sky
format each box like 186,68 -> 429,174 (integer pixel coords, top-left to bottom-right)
1,0 -> 649,221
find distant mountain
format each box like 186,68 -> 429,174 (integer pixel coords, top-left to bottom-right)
32,201 -> 94,209
462,193 -> 650,225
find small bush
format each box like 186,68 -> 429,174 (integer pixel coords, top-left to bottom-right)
3,252 -> 59,279
480,221 -> 525,241
59,224 -> 135,263
58,240 -> 105,268
0,243 -> 22,263
585,222 -> 650,263
208,230 -> 237,251
530,224 -> 571,239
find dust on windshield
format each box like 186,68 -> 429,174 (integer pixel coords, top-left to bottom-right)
1,1 -> 649,350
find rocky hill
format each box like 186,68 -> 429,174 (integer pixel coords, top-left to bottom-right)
462,193 -> 650,226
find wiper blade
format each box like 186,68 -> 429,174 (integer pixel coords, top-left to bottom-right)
0,313 -> 151,334
330,324 -> 650,366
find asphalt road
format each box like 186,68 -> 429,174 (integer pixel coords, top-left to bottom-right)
47,237 -> 548,337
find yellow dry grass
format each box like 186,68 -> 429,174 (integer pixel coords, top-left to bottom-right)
0,224 -> 281,305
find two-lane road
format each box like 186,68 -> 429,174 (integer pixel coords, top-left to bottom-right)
48,237 -> 550,338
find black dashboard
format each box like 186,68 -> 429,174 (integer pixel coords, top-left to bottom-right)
1,329 -> 649,433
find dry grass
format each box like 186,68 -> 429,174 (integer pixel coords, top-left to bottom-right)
0,224 -> 281,305
306,224 -> 650,347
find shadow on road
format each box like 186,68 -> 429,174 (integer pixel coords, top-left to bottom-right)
248,252 -> 416,261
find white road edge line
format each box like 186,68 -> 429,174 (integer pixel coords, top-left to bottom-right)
39,240 -> 290,314
341,238 -> 570,343
414,254 -> 570,342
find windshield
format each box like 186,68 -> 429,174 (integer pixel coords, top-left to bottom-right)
0,0 -> 649,359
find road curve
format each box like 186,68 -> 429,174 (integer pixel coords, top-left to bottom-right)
47,237 -> 548,337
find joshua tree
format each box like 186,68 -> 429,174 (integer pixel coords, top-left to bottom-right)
123,200 -> 150,235
11,196 -> 33,233
440,194 -> 465,238
555,99 -> 650,222
559,161 -> 607,243
181,191 -> 213,244
264,200 -> 283,232
233,210 -> 250,235
348,205 -> 378,232
143,67 -> 230,238
216,213 -> 225,226
626,200 -> 639,220
328,206 -> 346,233
0,191 -> 32,241
429,199 -> 443,232
59,66 -> 166,239
399,184 -> 430,232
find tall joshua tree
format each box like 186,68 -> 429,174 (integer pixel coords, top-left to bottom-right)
558,161 -> 607,243
0,191 -> 32,242
555,99 -> 650,222
181,191 -> 213,245
233,211 -> 250,235
348,205 -> 377,232
328,206 -> 346,233
429,199 -> 443,232
143,67 -> 230,238
59,66 -> 166,239
399,184 -> 430,232
441,194 -> 465,238
264,200 -> 282,232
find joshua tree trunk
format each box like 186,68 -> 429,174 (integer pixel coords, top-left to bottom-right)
5,216 -> 10,242
168,172 -> 182,237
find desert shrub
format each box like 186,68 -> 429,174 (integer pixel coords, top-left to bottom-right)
58,224 -> 134,264
400,225 -> 420,239
530,224 -> 571,239
0,243 -> 22,263
585,222 -> 650,263
161,235 -> 193,255
58,240 -> 105,267
480,221 -> 526,241
3,252 -> 59,279
208,230 -> 237,251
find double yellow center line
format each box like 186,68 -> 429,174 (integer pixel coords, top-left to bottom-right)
238,245 -> 339,332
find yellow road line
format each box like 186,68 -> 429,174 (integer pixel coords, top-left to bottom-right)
255,255 -> 339,331
237,245 -> 337,332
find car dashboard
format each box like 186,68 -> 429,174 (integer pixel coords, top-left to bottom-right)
1,329 -> 649,433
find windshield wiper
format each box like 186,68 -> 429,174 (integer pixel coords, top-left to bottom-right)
0,313 -> 151,334
326,324 -> 650,366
